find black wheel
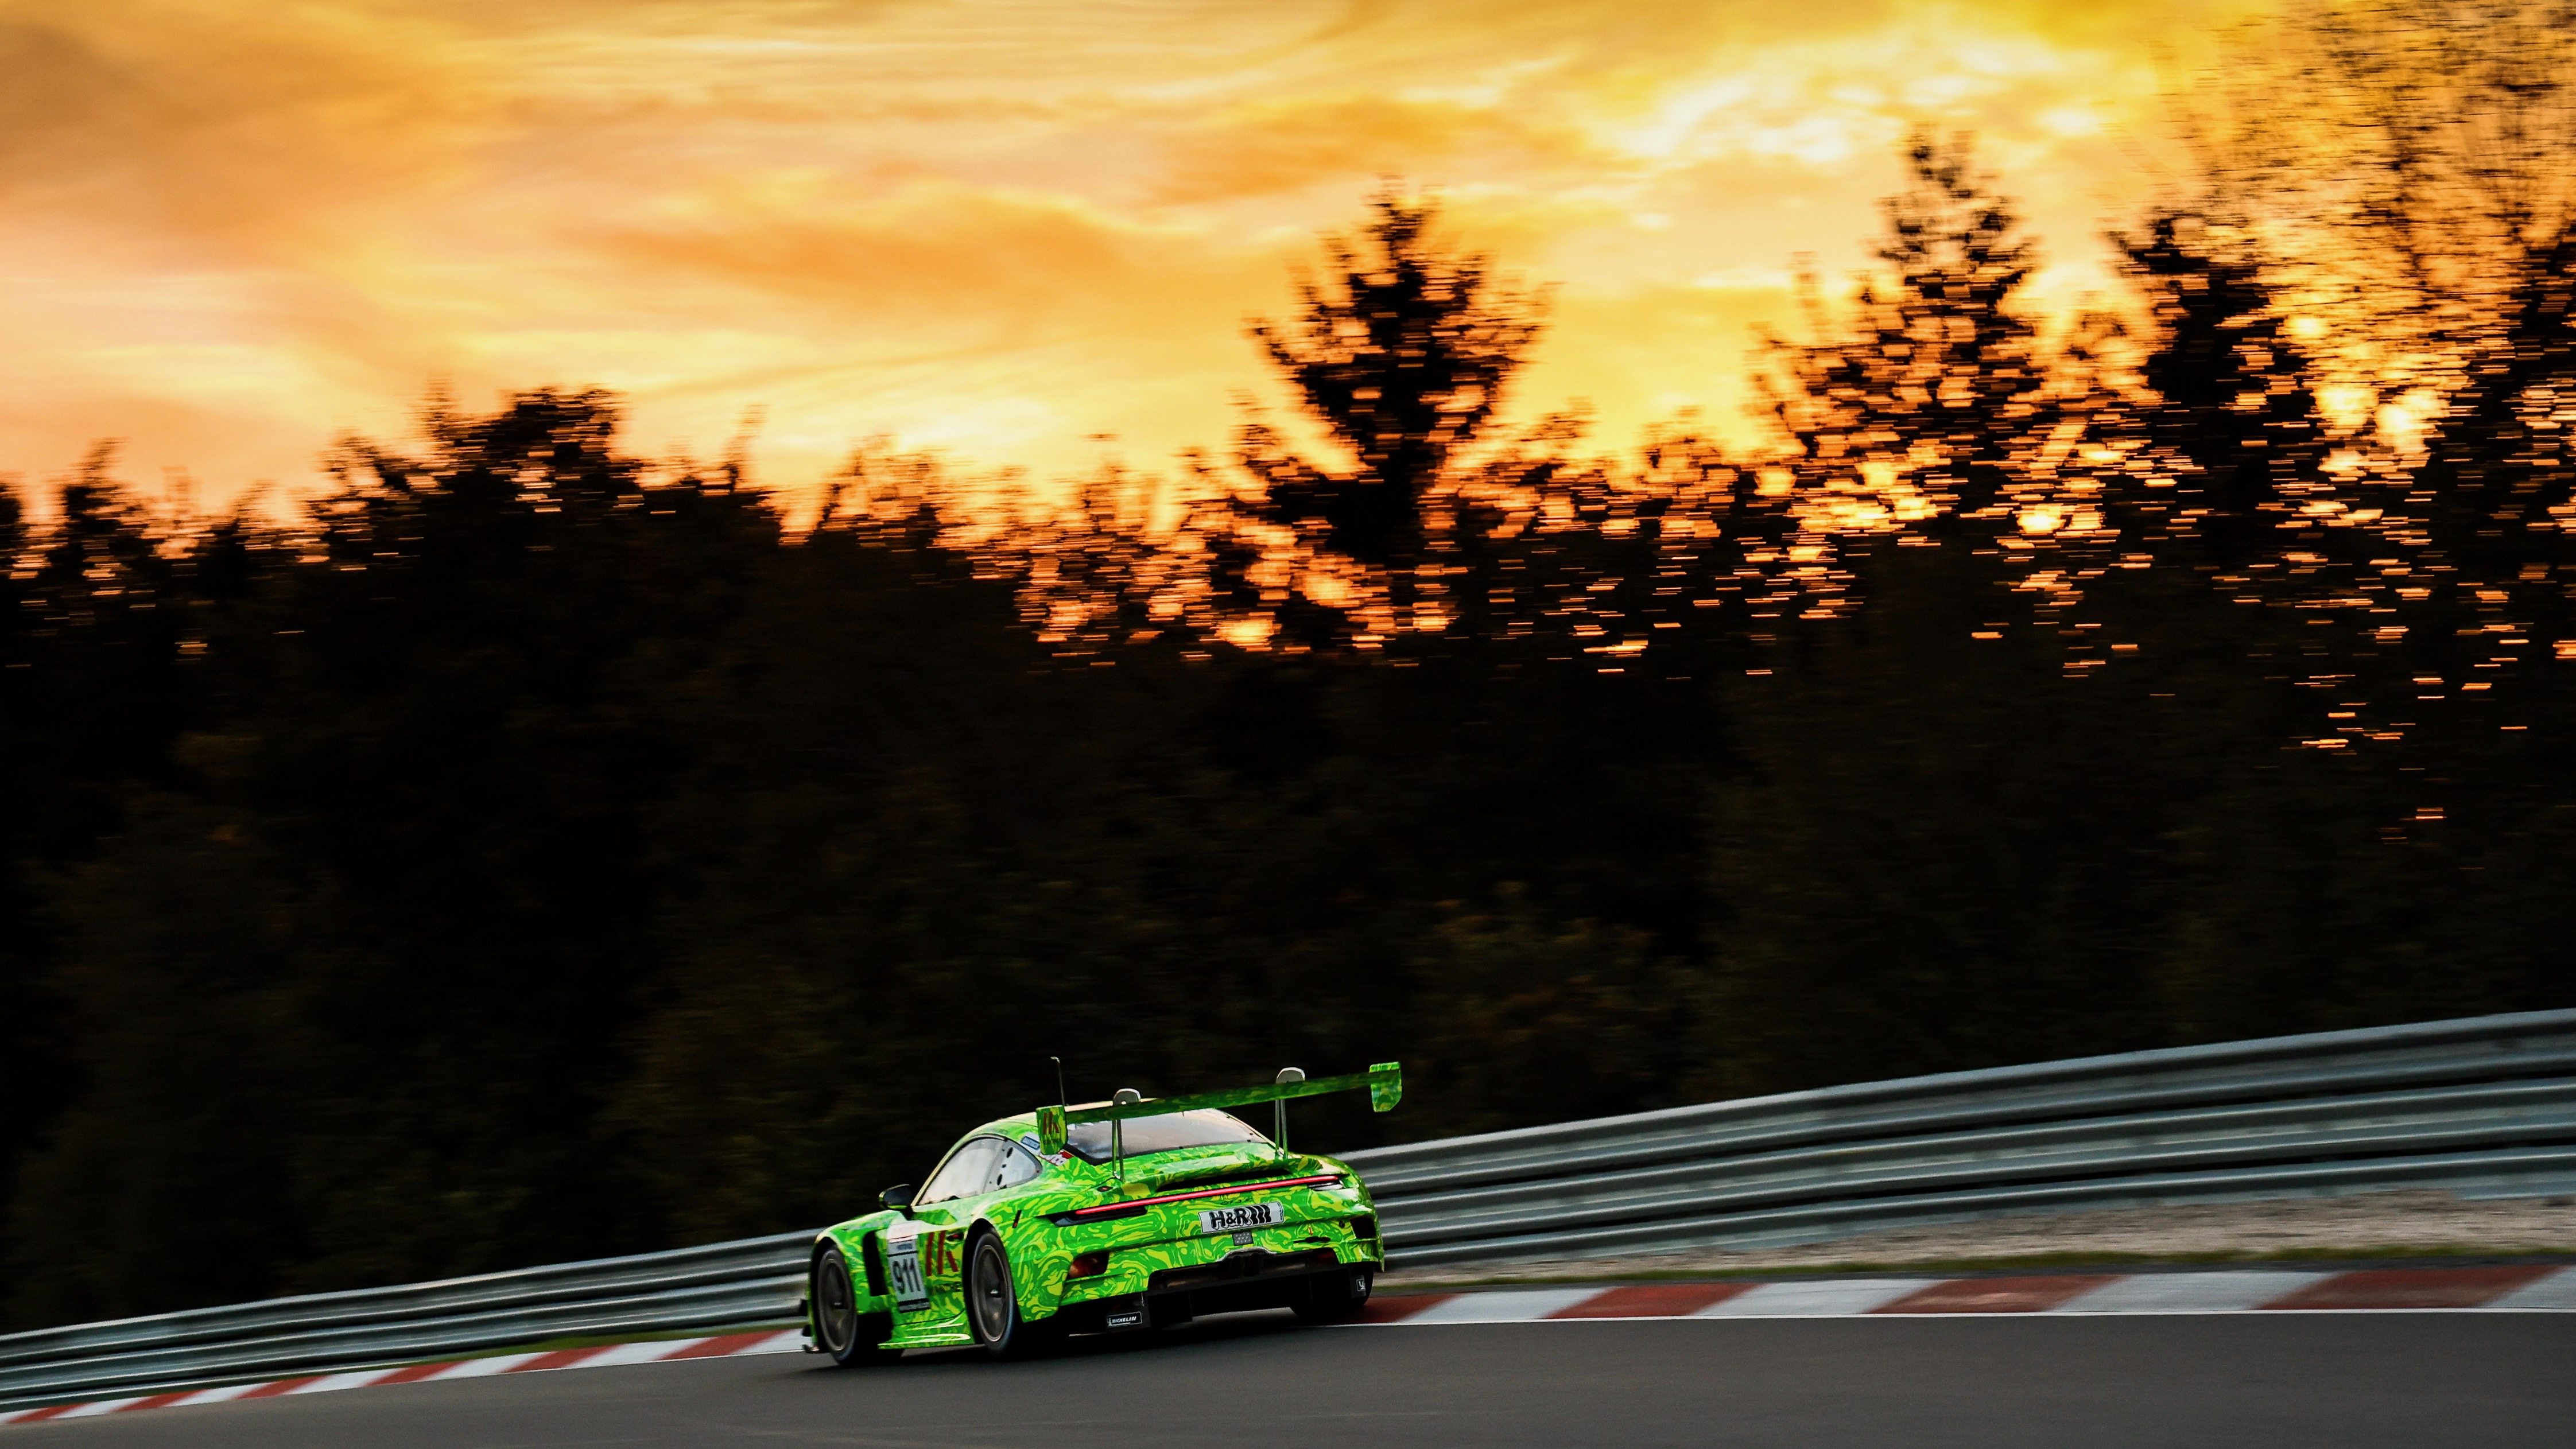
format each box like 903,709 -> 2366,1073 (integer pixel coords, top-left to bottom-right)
967,1231 -> 1061,1359
1293,1266 -> 1373,1324
812,1244 -> 892,1367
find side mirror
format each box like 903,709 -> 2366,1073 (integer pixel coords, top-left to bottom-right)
879,1183 -> 915,1214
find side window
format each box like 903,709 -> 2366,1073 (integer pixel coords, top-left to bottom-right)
917,1138 -> 1002,1205
991,1143 -> 1041,1191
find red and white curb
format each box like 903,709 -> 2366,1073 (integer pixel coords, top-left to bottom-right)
7,1265 -> 2573,1427
1352,1264 -> 2576,1323
0,1328 -> 802,1428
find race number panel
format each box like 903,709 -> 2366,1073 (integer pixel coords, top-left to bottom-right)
885,1236 -> 930,1311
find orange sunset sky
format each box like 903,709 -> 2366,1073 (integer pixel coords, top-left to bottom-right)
0,0 -> 2261,515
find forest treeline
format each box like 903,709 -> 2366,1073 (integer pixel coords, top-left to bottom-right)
5,1 -> 2574,1329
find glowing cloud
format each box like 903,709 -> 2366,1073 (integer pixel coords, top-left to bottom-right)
0,0 -> 2258,510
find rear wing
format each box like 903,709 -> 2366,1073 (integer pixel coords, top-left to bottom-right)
1035,1062 -> 1402,1157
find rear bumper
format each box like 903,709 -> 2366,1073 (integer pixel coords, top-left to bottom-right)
1052,1248 -> 1362,1332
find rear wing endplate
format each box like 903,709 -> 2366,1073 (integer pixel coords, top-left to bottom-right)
1036,1062 -> 1400,1156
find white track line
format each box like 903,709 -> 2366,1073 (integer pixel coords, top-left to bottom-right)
1400,1289 -> 1608,1323
2490,1269 -> 2576,1310
424,1351 -> 545,1380
1694,1278 -> 1940,1317
167,1382 -> 269,1405
2049,1271 -> 2331,1314
733,1330 -> 807,1355
282,1369 -> 401,1396
582,1341 -> 696,1368
44,1399 -> 146,1420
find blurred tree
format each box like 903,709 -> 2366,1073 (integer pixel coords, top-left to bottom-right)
6,391 -> 782,1319
1766,134 -> 2051,524
2143,0 -> 2576,762
2115,210 -> 2333,562
0,479 -> 45,1268
1695,539 -> 2197,1096
1407,891 -> 1690,1135
0,452 -> 198,1311
1241,188 -> 1544,566
1227,188 -> 1546,643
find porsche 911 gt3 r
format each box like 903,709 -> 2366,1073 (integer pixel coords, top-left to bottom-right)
805,1064 -> 1399,1361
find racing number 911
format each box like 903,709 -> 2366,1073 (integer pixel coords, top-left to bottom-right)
805,1064 -> 1400,1362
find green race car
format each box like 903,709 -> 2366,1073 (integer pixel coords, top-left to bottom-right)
804,1063 -> 1400,1361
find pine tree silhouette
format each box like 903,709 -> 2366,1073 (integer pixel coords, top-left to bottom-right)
1769,134 -> 2049,522
2117,209 -> 2330,561
1235,188 -> 1544,572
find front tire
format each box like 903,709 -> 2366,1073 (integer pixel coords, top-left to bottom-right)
967,1231 -> 1061,1359
812,1244 -> 893,1367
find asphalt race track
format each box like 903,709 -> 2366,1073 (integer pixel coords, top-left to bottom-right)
9,1312 -> 2571,1448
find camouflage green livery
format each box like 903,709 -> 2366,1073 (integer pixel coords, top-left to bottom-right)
804,1065 -> 1399,1361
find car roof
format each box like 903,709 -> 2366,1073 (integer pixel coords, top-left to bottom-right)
970,1113 -> 1041,1142
964,1102 -> 1261,1151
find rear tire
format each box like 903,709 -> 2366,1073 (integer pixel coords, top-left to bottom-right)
812,1244 -> 893,1367
967,1230 -> 1062,1359
1293,1266 -> 1373,1324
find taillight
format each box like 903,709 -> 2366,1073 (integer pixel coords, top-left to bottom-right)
1068,1250 -> 1112,1279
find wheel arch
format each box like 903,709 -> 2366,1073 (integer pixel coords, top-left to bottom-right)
969,1214 -> 1065,1322
814,1223 -> 894,1312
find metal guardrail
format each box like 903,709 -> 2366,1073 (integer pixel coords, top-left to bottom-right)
1352,1008 -> 2576,1266
0,1232 -> 812,1412
6,1007 -> 2573,1409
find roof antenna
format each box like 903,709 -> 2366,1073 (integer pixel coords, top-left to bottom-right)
1050,1056 -> 1068,1115
1111,1087 -> 1143,1183
1274,1067 -> 1304,1156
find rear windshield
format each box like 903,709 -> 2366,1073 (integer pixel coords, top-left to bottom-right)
1066,1108 -> 1268,1163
